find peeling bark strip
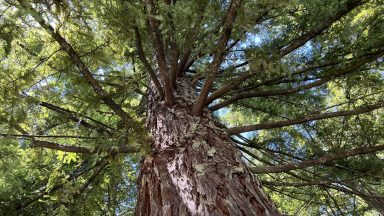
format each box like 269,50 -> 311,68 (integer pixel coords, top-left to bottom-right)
135,78 -> 280,216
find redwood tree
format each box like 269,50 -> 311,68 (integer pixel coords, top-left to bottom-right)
1,0 -> 384,215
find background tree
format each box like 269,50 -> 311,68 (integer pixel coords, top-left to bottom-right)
0,0 -> 383,215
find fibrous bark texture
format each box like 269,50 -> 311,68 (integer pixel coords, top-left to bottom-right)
135,78 -> 280,216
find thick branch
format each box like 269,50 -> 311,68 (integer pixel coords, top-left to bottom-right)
211,50 -> 383,111
228,101 -> 383,134
192,0 -> 243,116
16,1 -> 133,124
177,2 -> 208,77
0,133 -> 109,139
185,11 -> 267,79
211,75 -> 339,111
38,100 -> 113,133
261,175 -> 363,187
73,159 -> 109,198
229,53 -> 367,95
279,0 -> 363,56
31,140 -> 139,154
251,144 -> 384,174
205,70 -> 257,104
164,0 -> 180,88
134,26 -> 164,97
145,0 -> 174,105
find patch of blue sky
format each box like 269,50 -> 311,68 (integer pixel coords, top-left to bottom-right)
113,62 -> 134,73
220,30 -> 264,71
295,124 -> 316,140
94,67 -> 106,80
213,106 -> 230,116
93,61 -> 134,79
244,32 -> 263,47
290,41 -> 315,61
212,106 -> 257,140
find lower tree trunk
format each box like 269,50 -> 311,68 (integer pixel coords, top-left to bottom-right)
135,78 -> 280,215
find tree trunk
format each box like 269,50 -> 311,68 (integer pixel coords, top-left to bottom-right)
135,78 -> 280,215
363,198 -> 384,215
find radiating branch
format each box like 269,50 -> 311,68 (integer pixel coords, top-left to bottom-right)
0,133 -> 110,139
37,100 -> 114,133
31,140 -> 139,154
205,70 -> 258,105
16,0 -> 134,124
134,26 -> 164,97
145,0 -> 174,105
176,2 -> 208,77
15,158 -> 108,211
261,173 -> 367,187
279,0 -> 364,57
211,49 -> 383,111
192,0 -> 243,116
251,144 -> 384,174
73,159 -> 109,198
205,0 -> 366,106
228,101 -> 383,134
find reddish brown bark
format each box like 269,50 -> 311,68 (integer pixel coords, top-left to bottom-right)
135,78 -> 279,215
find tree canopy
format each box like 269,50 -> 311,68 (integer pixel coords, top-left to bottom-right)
0,0 -> 383,215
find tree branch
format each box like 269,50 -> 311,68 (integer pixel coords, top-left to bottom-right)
230,58 -> 347,95
16,1 -> 133,124
211,75 -> 340,111
176,2 -> 208,77
251,144 -> 384,174
279,0 -> 364,57
15,157 -> 108,211
211,50 -> 383,111
31,140 -> 139,154
164,0 -> 180,89
37,99 -> 114,133
192,0 -> 243,116
73,159 -> 109,198
145,0 -> 174,105
134,26 -> 164,97
205,70 -> 258,105
228,101 -> 383,134
0,133 -> 110,139
261,173 -> 366,187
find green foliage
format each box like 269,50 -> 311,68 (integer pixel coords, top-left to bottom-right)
0,0 -> 383,215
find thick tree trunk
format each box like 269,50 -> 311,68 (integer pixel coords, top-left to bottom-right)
135,78 -> 280,215
363,198 -> 384,215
